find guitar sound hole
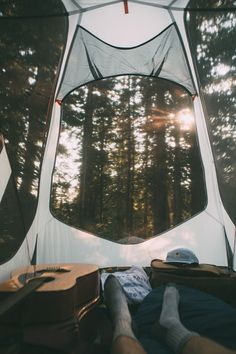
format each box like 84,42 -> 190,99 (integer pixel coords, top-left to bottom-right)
38,267 -> 70,273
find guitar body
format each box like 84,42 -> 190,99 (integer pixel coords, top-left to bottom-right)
0,263 -> 100,324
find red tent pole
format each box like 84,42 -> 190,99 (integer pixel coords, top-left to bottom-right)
123,0 -> 129,14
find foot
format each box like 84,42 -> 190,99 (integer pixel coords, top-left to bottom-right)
153,284 -> 198,353
159,284 -> 180,330
104,275 -> 136,341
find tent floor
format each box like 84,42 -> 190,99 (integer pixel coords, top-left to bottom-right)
0,306 -> 112,354
1,266 -> 236,353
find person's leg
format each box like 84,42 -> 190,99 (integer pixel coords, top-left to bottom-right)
104,275 -> 146,354
111,336 -> 147,354
153,284 -> 236,354
182,335 -> 236,354
152,284 -> 198,353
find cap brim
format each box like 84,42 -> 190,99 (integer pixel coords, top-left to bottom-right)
151,259 -> 198,270
163,260 -> 198,264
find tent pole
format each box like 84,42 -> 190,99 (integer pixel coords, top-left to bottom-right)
123,0 -> 129,14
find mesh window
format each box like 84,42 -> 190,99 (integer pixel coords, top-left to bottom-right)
51,76 -> 206,243
186,0 -> 236,223
0,0 -> 67,262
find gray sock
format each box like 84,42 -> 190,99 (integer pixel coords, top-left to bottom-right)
104,275 -> 136,341
156,284 -> 199,354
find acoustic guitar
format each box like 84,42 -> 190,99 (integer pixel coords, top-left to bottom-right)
0,263 -> 100,324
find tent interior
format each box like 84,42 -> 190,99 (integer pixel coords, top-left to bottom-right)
0,0 -> 236,353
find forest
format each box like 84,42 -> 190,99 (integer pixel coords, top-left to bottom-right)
51,77 -> 205,242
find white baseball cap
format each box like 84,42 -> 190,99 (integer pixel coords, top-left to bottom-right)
164,248 -> 199,265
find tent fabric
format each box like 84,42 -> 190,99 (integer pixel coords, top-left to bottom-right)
64,0 -> 236,13
0,0 -> 235,279
0,145 -> 11,204
35,0 -> 232,269
64,0 -> 189,12
36,211 -> 228,267
57,24 -> 196,100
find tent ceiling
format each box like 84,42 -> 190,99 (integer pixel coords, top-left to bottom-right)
68,0 -> 188,11
1,0 -> 235,17
68,0 -> 236,12
57,24 -> 196,99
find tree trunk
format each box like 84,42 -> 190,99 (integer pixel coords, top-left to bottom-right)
79,86 -> 94,228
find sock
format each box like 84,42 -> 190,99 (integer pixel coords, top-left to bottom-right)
154,284 -> 199,354
104,275 -> 136,341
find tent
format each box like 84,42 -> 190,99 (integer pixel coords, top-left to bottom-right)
0,0 -> 235,283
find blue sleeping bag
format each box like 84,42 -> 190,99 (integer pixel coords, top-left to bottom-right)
134,285 -> 236,354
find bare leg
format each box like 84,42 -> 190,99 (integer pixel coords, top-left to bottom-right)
111,336 -> 147,354
104,275 -> 147,354
182,335 -> 236,354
